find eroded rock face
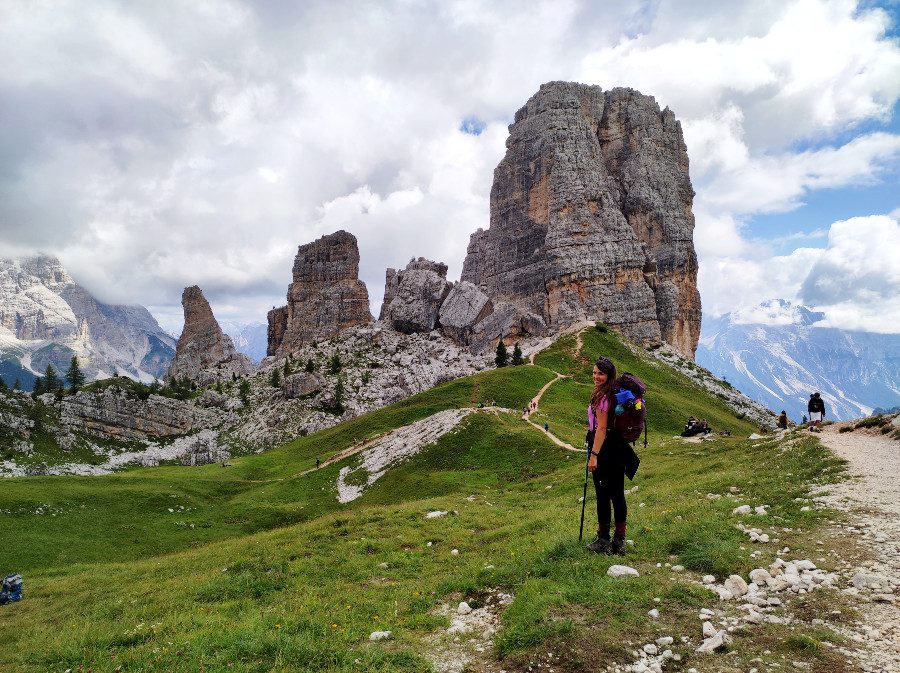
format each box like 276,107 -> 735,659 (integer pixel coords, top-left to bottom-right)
167,286 -> 255,384
268,231 -> 373,358
61,389 -> 226,440
380,258 -> 452,334
460,82 -> 701,359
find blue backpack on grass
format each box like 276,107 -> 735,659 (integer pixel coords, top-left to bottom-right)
0,574 -> 22,604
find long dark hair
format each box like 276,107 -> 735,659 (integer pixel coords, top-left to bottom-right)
590,357 -> 617,411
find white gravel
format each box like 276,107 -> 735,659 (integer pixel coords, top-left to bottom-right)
815,424 -> 900,673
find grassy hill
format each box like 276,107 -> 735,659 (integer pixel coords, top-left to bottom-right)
0,326 -> 851,672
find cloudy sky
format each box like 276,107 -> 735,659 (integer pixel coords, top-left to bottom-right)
2,0 -> 899,335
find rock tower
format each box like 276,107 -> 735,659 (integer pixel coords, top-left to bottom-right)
460,82 -> 701,358
166,286 -> 255,384
267,231 -> 373,357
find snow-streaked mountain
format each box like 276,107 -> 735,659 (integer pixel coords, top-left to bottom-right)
0,255 -> 176,387
696,300 -> 900,422
222,321 -> 267,364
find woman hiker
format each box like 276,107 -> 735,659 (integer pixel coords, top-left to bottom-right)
585,356 -> 629,556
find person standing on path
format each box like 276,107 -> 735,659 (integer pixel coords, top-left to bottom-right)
778,410 -> 788,430
585,356 -> 630,556
808,393 -> 826,432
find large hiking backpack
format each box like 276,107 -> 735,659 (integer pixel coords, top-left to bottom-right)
611,373 -> 647,445
0,574 -> 22,605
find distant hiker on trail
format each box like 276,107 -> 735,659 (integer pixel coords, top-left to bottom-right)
808,393 -> 826,432
316,458 -> 320,469
585,356 -> 629,556
544,422 -> 549,432
778,411 -> 788,429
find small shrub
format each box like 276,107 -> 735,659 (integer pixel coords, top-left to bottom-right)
594,322 -> 609,333
839,426 -> 854,433
881,426 -> 892,435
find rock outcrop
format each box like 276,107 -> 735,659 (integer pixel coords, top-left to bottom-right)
166,286 -> 255,385
460,82 -> 702,359
380,258 -> 452,334
61,388 -> 227,440
268,231 -> 373,358
281,372 -> 326,399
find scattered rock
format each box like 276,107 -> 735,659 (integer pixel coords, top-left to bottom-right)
696,630 -> 731,653
607,565 -> 640,578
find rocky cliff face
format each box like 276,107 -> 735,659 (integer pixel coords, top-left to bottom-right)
166,286 -> 255,384
60,388 -> 229,440
268,231 -> 373,358
460,82 -> 701,359
0,255 -> 176,384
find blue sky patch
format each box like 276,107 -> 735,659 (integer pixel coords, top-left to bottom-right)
459,117 -> 486,136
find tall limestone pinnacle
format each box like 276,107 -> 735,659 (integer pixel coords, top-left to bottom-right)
267,230 -> 373,358
460,82 -> 702,359
166,286 -> 255,384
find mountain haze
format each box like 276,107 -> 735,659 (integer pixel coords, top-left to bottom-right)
696,300 -> 900,422
0,255 -> 176,387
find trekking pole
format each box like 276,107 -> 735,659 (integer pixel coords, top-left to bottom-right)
578,446 -> 590,542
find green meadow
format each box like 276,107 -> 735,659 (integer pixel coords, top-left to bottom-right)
0,326 -> 852,672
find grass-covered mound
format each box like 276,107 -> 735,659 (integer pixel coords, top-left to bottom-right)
0,327 -> 851,672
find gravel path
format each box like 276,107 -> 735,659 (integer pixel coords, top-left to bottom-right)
815,424 -> 900,673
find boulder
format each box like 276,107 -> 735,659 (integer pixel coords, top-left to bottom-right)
438,281 -> 493,344
281,372 -> 326,399
381,261 -> 452,334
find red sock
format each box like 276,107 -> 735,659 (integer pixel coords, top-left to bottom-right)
614,522 -> 627,537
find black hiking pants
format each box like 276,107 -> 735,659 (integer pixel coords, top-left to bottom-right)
592,432 -> 627,529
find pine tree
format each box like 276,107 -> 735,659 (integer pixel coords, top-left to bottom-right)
66,355 -> 86,390
332,376 -> 345,414
43,365 -> 59,391
495,340 -> 508,368
238,379 -> 251,405
329,353 -> 342,374
32,377 -> 43,395
305,358 -> 315,373
12,378 -> 20,391
283,359 -> 292,377
511,342 -> 524,366
269,367 -> 282,388
0,376 -> 7,391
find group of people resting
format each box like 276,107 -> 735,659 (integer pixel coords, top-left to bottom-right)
681,416 -> 711,437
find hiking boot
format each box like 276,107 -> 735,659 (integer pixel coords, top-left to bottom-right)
586,535 -> 612,554
610,534 -> 627,556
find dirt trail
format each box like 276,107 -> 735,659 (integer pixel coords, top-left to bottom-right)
814,423 -> 900,672
520,324 -> 594,453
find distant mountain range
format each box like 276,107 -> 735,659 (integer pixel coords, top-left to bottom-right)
696,300 -> 900,422
220,321 -> 267,364
0,255 -> 176,389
